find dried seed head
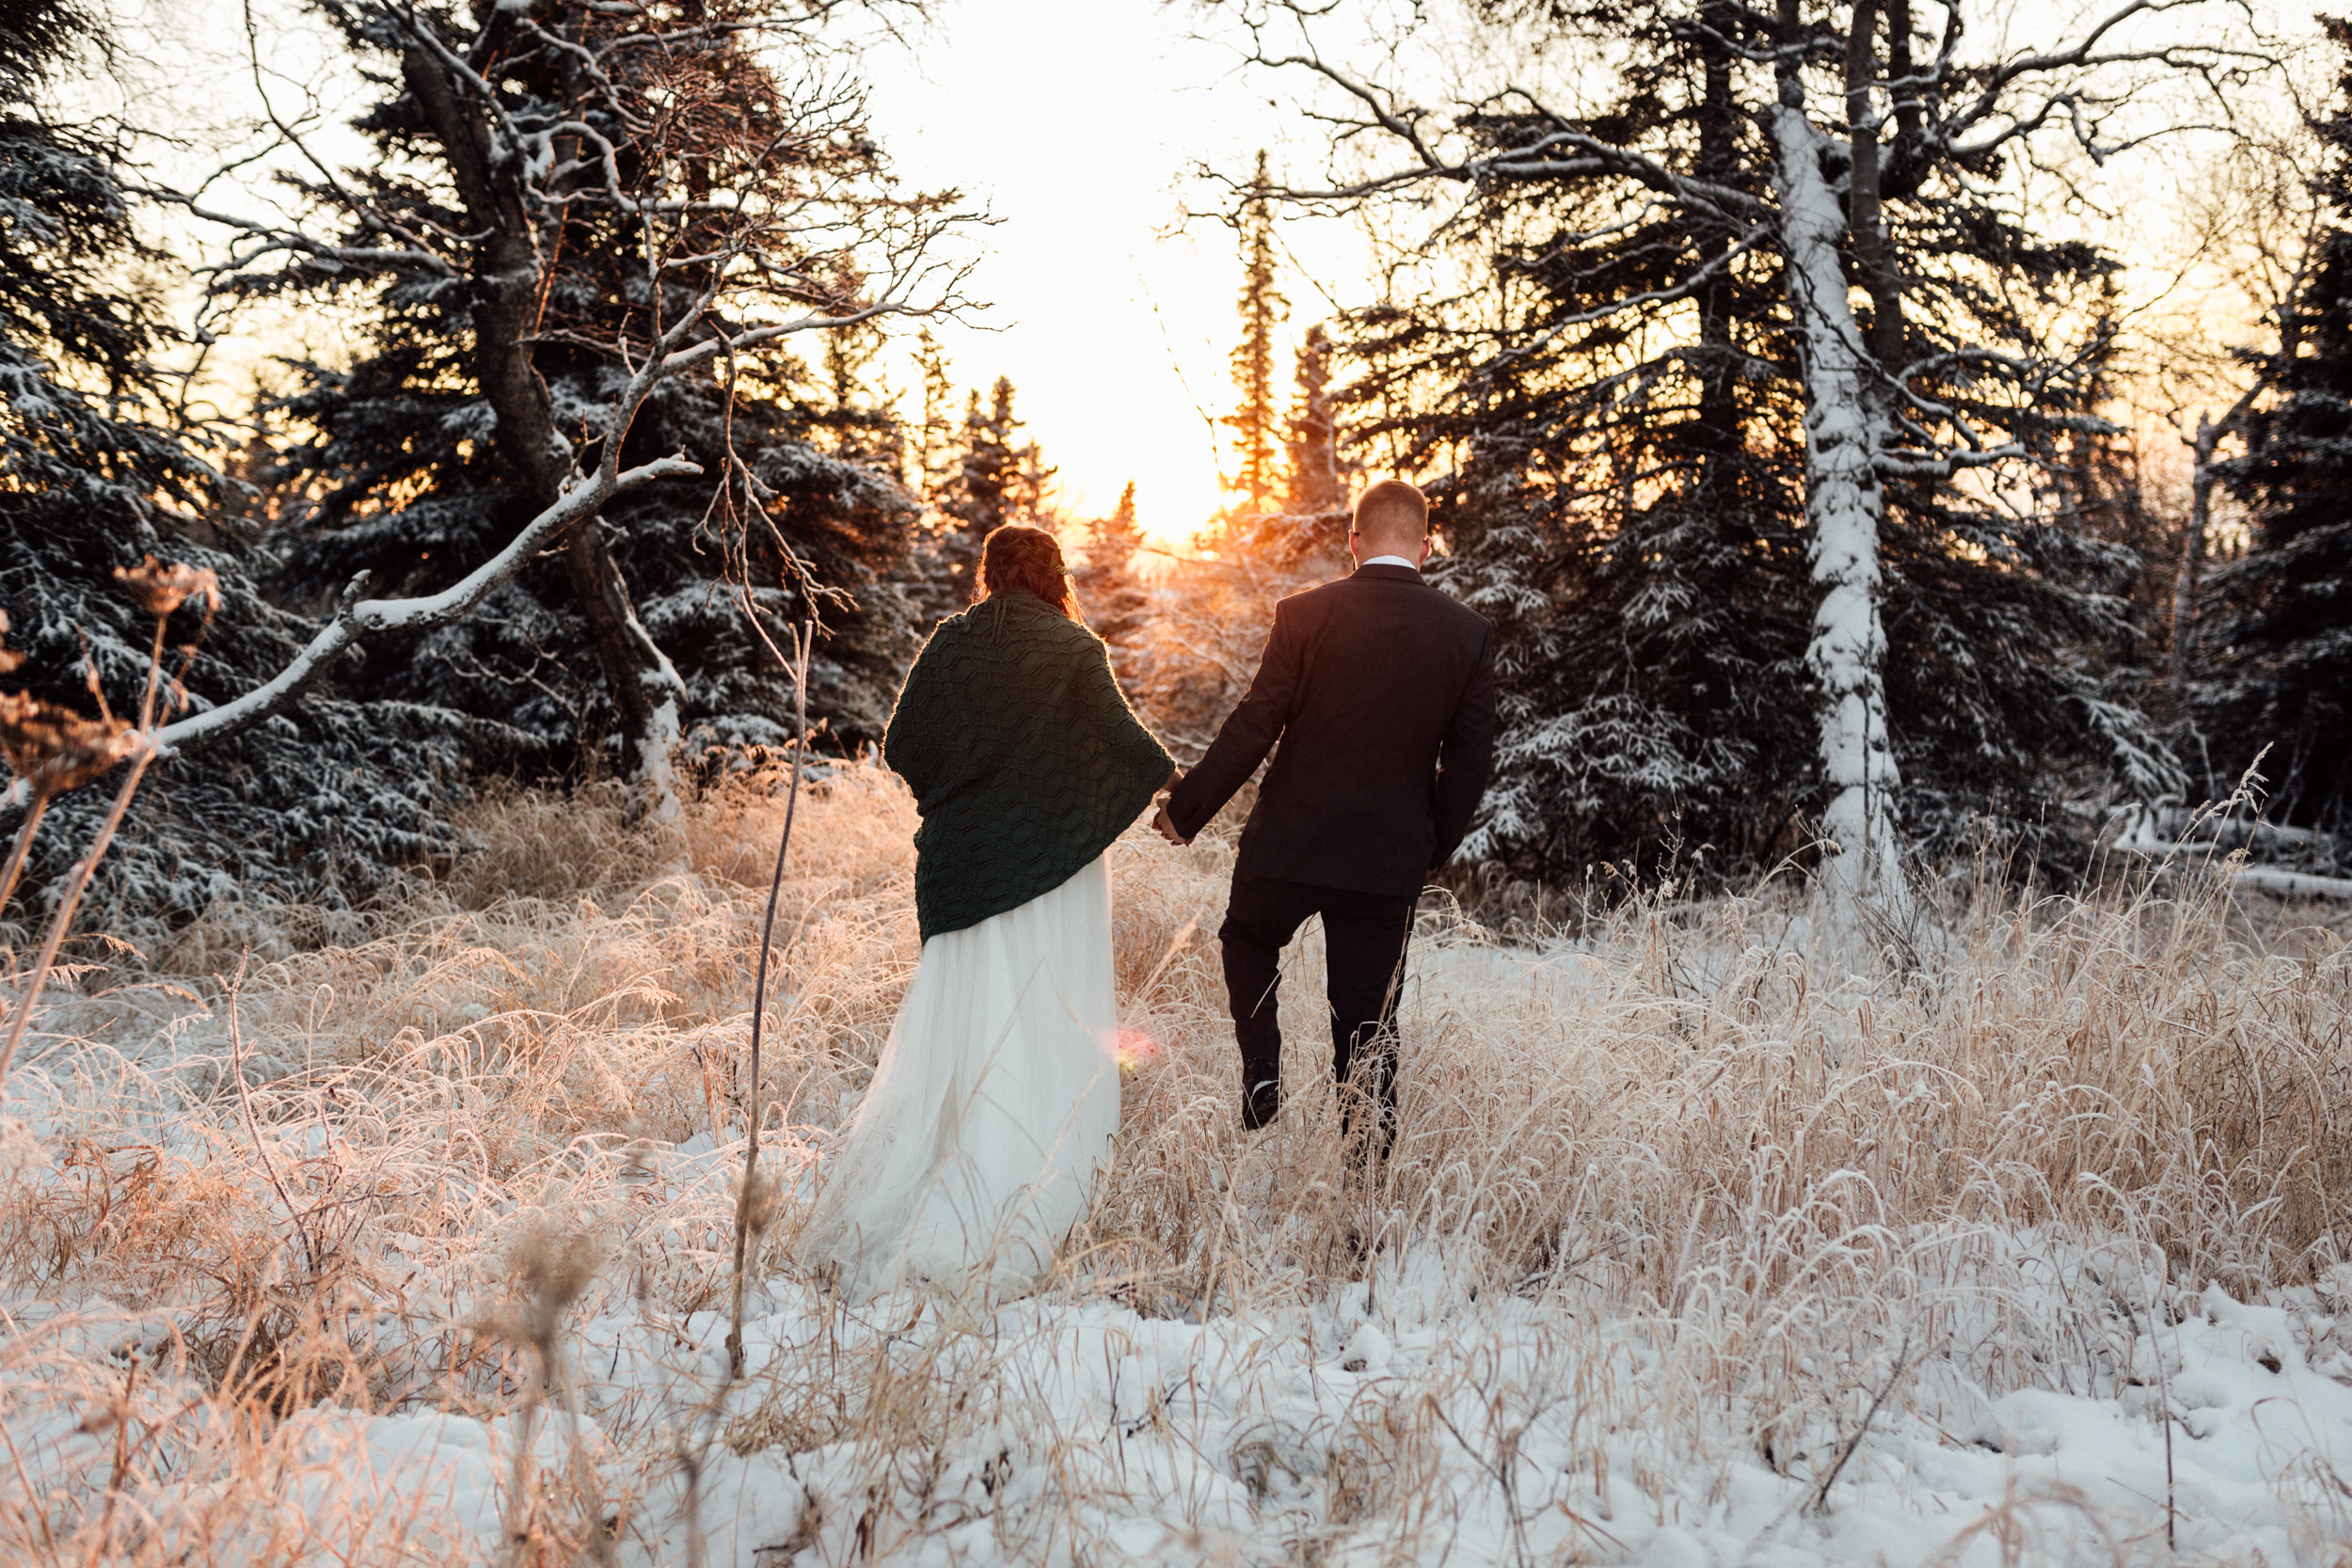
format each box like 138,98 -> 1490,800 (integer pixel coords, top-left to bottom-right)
113,557 -> 221,618
0,692 -> 139,796
496,1213 -> 607,1347
0,1113 -> 45,1181
737,1163 -> 784,1237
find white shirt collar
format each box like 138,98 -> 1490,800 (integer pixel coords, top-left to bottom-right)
1360,554 -> 1420,572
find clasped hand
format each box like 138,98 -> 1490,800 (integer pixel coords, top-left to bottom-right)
1152,769 -> 1191,846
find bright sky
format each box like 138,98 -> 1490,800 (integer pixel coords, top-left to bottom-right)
856,2 -> 1371,542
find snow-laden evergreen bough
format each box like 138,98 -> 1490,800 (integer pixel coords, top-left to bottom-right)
0,0 -> 472,921
1214,0 -> 2256,907
152,0 -> 977,820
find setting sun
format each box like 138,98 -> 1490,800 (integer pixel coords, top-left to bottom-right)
859,3 -> 1371,548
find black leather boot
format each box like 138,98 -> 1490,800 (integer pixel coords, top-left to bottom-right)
1241,1063 -> 1282,1131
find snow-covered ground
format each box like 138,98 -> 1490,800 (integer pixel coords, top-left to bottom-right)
17,1173 -> 2350,1566
504,1253 -> 2352,1564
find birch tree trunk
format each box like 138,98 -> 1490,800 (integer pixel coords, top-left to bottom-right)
1772,43 -> 1910,915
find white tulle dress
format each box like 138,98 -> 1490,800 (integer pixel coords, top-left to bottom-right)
798,854 -> 1121,1301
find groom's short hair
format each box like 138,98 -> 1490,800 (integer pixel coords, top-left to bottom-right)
1353,480 -> 1427,545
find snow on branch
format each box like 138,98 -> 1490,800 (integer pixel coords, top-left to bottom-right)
154,452 -> 695,756
149,0 -> 979,766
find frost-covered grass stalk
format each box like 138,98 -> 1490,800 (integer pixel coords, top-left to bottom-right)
0,563 -> 216,1096
727,617 -> 813,1383
0,763 -> 2345,1564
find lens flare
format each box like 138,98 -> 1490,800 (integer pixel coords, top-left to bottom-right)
1102,1026 -> 1161,1070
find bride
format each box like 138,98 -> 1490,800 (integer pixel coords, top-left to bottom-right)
798,523 -> 1176,1300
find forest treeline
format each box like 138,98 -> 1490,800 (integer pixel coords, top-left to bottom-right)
0,0 -> 2346,926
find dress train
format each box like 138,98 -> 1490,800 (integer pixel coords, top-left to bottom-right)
799,855 -> 1120,1300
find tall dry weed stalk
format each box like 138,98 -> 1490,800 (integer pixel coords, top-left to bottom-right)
728,614 -> 812,1382
492,1213 -> 613,1568
0,562 -> 216,1105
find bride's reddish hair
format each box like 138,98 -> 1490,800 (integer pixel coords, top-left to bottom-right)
975,523 -> 1085,623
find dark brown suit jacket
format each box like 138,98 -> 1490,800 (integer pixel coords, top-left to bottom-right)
1166,562 -> 1497,895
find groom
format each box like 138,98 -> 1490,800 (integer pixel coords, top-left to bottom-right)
1154,480 -> 1495,1161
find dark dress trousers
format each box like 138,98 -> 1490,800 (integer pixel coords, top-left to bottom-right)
1166,562 -> 1496,1152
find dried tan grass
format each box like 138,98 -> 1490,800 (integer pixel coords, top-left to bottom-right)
0,761 -> 2344,1563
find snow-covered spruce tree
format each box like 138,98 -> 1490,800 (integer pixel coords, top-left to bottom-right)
1224,151 -> 1289,515
269,292 -> 925,759
1282,323 -> 1356,521
1075,481 -> 1152,648
926,375 -> 1046,616
1231,0 -> 2221,900
0,0 -> 457,923
908,327 -> 959,504
181,0 -> 963,802
1211,318 -> 1359,573
2205,18 -> 2352,827
1329,0 -> 1815,882
1207,168 -> 1347,572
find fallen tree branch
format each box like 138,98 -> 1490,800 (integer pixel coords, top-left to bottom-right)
154,454 -> 698,757
2111,841 -> 2352,901
2233,866 -> 2352,901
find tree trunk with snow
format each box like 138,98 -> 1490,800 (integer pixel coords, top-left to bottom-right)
400,38 -> 686,817
1772,40 -> 1909,915
564,519 -> 686,815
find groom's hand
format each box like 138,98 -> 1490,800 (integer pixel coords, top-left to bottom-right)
1152,806 -> 1190,846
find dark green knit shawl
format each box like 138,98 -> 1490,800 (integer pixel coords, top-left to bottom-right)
883,592 -> 1174,941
